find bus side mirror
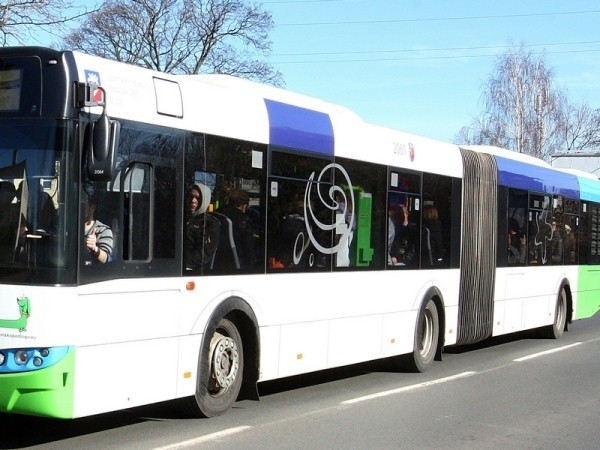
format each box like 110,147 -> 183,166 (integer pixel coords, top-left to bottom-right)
93,110 -> 111,161
87,87 -> 120,181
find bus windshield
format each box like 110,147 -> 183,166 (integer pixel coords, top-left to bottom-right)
0,119 -> 76,285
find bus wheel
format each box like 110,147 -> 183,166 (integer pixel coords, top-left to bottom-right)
541,288 -> 568,339
400,298 -> 439,373
192,318 -> 244,417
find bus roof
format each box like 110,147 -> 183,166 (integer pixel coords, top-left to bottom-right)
68,50 -> 599,186
71,50 -> 464,178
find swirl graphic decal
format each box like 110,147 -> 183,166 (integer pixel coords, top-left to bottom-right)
303,163 -> 355,256
533,208 -> 555,264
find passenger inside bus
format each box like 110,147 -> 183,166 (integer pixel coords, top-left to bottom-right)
550,218 -> 563,264
508,217 -> 525,265
184,182 -> 220,271
388,203 -> 417,267
83,194 -> 113,265
564,224 -> 576,264
214,188 -> 256,270
422,203 -> 443,266
387,214 -> 395,266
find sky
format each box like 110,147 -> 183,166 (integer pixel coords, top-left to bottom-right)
29,0 -> 600,145
261,0 -> 600,143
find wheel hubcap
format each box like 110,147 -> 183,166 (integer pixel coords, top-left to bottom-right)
419,309 -> 434,357
557,292 -> 567,330
211,336 -> 239,391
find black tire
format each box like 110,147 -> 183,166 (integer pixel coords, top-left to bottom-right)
400,298 -> 439,373
541,288 -> 568,339
188,318 -> 244,417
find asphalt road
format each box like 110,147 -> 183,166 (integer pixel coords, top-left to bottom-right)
3,313 -> 600,450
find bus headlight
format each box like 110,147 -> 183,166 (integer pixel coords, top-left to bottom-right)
0,346 -> 71,373
15,350 -> 30,365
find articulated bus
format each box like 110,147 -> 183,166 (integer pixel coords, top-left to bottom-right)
1,47 -> 599,419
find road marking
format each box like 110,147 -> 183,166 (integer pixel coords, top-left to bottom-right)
341,371 -> 476,405
153,425 -> 251,450
513,342 -> 582,362
154,340 -> 592,448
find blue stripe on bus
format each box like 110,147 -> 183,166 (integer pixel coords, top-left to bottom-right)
496,156 -> 580,198
264,99 -> 334,156
578,176 -> 600,202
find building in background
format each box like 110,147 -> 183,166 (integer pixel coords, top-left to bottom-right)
551,152 -> 600,178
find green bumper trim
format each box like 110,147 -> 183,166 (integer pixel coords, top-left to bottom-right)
0,349 -> 75,418
576,266 -> 600,320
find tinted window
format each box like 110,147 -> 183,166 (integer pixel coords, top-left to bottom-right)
422,173 -> 455,268
267,150 -> 335,272
388,168 -> 421,269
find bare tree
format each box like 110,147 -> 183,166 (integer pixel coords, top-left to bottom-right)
0,0 -> 95,46
457,43 -> 564,161
559,101 -> 600,152
63,0 -> 283,85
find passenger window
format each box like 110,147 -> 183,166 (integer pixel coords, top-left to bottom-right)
506,189 -> 527,266
550,196 -> 565,265
563,199 -> 579,265
267,150 -> 335,272
123,162 -> 151,261
527,193 -> 555,265
114,122 -> 180,265
422,173 -> 454,269
80,121 -> 182,284
204,135 -> 266,274
388,169 -> 421,269
333,157 -> 386,270
586,203 -> 600,264
154,166 -> 176,259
